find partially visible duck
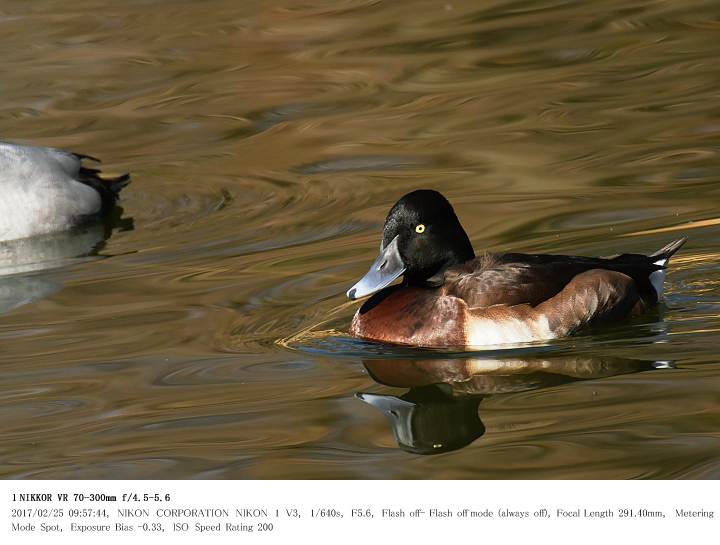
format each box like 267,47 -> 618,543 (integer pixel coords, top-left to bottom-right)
0,142 -> 130,242
346,190 -> 686,347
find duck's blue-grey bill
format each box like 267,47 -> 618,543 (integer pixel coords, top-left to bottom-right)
356,392 -> 415,412
356,393 -> 416,447
346,235 -> 406,300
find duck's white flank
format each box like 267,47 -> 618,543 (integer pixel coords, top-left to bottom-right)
0,143 -> 101,242
465,314 -> 554,346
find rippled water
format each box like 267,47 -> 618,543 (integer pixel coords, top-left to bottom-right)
1,0 -> 719,479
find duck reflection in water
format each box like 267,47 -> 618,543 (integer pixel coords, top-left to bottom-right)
0,212 -> 133,314
358,355 -> 672,455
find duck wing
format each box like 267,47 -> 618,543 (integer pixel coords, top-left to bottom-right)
0,143 -> 88,180
0,142 -> 129,208
445,241 -> 686,309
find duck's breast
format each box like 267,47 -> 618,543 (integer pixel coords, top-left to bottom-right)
350,286 -> 469,346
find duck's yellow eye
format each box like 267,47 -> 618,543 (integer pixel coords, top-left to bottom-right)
415,224 -> 425,234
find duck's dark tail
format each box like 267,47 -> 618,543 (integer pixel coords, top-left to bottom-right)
77,164 -> 131,212
648,237 -> 687,299
649,237 -> 687,264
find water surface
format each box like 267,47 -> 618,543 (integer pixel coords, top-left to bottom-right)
1,0 -> 719,479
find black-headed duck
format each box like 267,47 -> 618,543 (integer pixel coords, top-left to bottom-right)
0,142 -> 130,242
346,189 -> 686,347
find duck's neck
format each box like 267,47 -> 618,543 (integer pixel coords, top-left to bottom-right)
438,227 -> 475,271
409,237 -> 475,287
452,233 -> 475,264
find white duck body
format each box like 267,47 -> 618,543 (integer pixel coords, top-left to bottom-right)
0,143 -> 126,242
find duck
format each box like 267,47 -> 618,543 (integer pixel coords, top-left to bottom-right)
346,189 -> 686,347
0,142 -> 130,242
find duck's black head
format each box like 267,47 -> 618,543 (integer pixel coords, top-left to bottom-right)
347,190 -> 474,300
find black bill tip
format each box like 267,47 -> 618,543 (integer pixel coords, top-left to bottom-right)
347,288 -> 357,300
